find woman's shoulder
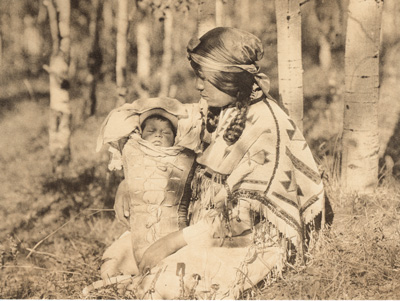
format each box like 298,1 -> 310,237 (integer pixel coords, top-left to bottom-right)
247,99 -> 278,124
248,98 -> 295,128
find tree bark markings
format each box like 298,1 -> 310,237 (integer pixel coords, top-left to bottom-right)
136,4 -> 151,98
44,0 -> 72,174
275,0 -> 304,131
341,0 -> 383,193
86,0 -> 104,116
197,0 -> 216,38
159,6 -> 173,97
116,0 -> 129,105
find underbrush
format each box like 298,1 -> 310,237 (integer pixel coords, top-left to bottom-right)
0,92 -> 126,298
0,213 -> 125,299
258,180 -> 400,300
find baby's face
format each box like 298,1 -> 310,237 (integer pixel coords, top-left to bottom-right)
141,119 -> 175,147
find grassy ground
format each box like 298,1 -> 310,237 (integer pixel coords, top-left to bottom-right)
1,77 -> 400,299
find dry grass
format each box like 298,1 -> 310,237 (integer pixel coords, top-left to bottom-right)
257,160 -> 400,300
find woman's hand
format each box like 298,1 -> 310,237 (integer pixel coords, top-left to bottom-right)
213,185 -> 228,211
114,180 -> 130,228
138,230 -> 187,274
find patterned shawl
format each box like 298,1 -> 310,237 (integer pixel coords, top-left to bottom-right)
196,98 -> 324,246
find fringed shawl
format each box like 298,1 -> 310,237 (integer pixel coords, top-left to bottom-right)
194,99 -> 324,246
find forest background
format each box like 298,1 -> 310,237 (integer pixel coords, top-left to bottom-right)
0,0 -> 400,299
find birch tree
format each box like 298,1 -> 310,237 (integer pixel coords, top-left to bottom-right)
116,0 -> 129,105
239,0 -> 250,30
10,1 -> 24,71
101,0 -> 115,82
215,0 -> 223,27
0,32 -> 2,68
23,15 -> 43,75
197,0 -> 216,37
43,0 -> 71,174
341,0 -> 383,193
136,3 -> 151,98
86,0 -> 103,115
159,5 -> 173,97
379,0 -> 400,159
275,0 -> 304,131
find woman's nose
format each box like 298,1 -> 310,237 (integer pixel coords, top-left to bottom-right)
196,78 -> 205,91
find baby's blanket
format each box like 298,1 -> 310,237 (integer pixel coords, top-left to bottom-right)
122,135 -> 195,260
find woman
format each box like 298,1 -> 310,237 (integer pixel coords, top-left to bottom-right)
99,27 -> 325,299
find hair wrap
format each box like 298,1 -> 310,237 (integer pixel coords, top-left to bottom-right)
187,27 -> 271,96
187,27 -> 274,145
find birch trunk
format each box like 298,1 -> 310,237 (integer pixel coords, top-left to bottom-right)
197,0 -> 216,37
44,0 -> 72,174
380,44 -> 400,161
341,0 -> 383,193
116,0 -> 129,105
313,0 -> 341,71
215,0 -> 223,27
275,0 -> 304,131
239,0 -> 250,29
379,0 -> 400,158
0,33 -> 2,68
136,13 -> 151,98
23,15 -> 43,75
10,1 -> 24,70
103,0 -> 114,38
159,7 -> 173,97
86,0 -> 103,116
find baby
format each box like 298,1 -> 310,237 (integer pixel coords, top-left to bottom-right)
100,98 -> 196,280
140,114 -> 176,147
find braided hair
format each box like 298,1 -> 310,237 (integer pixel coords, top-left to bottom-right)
225,70 -> 255,144
191,61 -> 255,144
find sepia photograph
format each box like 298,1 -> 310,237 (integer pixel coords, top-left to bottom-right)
0,0 -> 399,299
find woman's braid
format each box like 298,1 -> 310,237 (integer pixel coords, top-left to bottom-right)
223,100 -> 249,145
206,106 -> 221,133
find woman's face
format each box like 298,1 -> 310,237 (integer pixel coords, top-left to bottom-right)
195,72 -> 236,108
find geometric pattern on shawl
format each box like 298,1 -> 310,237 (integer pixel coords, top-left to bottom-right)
195,99 -> 324,247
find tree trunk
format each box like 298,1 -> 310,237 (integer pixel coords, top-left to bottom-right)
380,44 -> 400,159
197,0 -> 216,37
23,15 -> 43,75
239,0 -> 250,29
275,0 -> 304,131
136,11 -> 151,98
116,0 -> 129,105
159,6 -> 173,97
313,0 -> 341,71
0,32 -> 2,69
86,0 -> 103,116
9,1 -> 24,71
215,0 -> 223,27
101,0 -> 116,83
341,0 -> 383,193
103,0 -> 114,38
379,0 -> 400,158
44,0 -> 72,174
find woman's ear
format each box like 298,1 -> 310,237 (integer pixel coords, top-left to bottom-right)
197,69 -> 206,80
